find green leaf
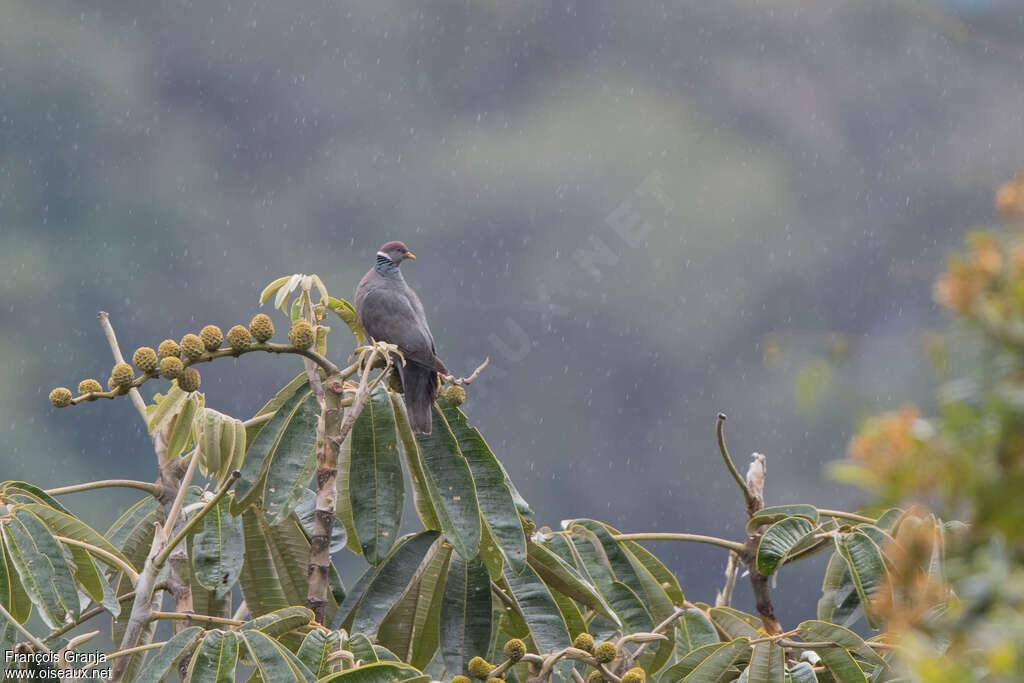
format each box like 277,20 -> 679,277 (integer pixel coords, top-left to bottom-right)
747,505 -> 819,533
18,503 -> 130,570
263,392 -> 320,526
0,620 -> 17,679
232,381 -> 310,515
351,384 -> 404,565
440,554 -> 494,676
415,405 -> 481,560
261,275 -> 294,306
437,398 -> 527,573
815,647 -> 867,683
193,496 -> 245,599
675,608 -> 719,658
757,517 -> 816,576
2,511 -> 79,629
795,620 -> 886,668
105,496 -> 161,572
618,538 -> 685,605
390,393 -> 441,531
166,394 -> 199,460
240,606 -> 315,637
784,519 -> 839,566
147,384 -> 189,434
568,520 -> 674,622
327,296 -> 365,345
296,630 -> 342,679
660,643 -> 722,682
748,641 -> 785,683
238,506 -> 289,617
501,562 -> 572,655
337,423 -> 363,554
817,551 -> 859,625
550,588 -> 586,643
346,633 -> 379,663
186,630 -> 239,683
198,407 -> 225,477
262,511 -> 339,626
377,539 -> 452,669
241,628 -> 316,682
477,523 -> 505,581
317,662 -> 425,683
525,541 -> 618,624
295,488 -> 347,554
0,535 -> 32,623
785,661 -> 818,683
133,626 -> 204,683
683,637 -> 750,682
708,607 -> 762,640
835,531 -> 887,629
339,531 -> 441,635
0,481 -> 70,513
247,373 -> 309,445
605,581 -> 654,633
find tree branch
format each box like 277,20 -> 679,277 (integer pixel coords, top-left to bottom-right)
716,413 -> 757,514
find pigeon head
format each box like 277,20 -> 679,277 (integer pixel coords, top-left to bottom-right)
377,241 -> 416,266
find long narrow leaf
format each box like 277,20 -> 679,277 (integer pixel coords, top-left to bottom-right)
440,554 -> 494,676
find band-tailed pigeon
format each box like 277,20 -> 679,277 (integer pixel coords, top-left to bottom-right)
355,241 -> 449,433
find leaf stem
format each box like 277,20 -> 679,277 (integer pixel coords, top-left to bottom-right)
149,611 -> 243,627
716,413 -> 757,513
612,532 -> 745,554
46,480 -> 157,496
154,470 -> 240,568
818,508 -> 877,524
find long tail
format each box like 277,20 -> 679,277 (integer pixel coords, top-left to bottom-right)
400,361 -> 439,434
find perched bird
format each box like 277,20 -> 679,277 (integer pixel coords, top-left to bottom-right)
355,241 -> 449,433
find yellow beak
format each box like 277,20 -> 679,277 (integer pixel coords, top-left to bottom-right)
405,252 -> 416,260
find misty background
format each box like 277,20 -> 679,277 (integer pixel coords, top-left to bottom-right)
4,1 -> 1024,626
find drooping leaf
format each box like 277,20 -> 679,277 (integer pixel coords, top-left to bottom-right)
747,641 -> 785,683
105,496 -> 161,573
339,532 -> 441,635
147,384 -> 189,434
526,541 -> 618,624
661,639 -> 747,682
675,608 -> 719,658
377,539 -> 452,668
815,646 -> 867,683
835,531 -> 887,629
440,554 -> 494,677
186,629 -> 239,683
390,393 -> 441,530
757,517 -> 816,576
192,495 -> 245,599
263,392 -> 320,526
296,629 -> 342,679
795,620 -> 886,668
0,481 -> 70,513
414,406 -> 480,560
618,538 -> 685,605
238,506 -> 289,617
317,662 -> 425,683
605,581 -> 654,633
241,628 -> 316,682
501,562 -> 572,656
351,384 -> 404,564
746,505 -> 820,533
336,422 -> 363,554
246,373 -> 309,445
817,551 -> 861,626
133,626 -> 204,683
437,398 -> 527,573
261,275 -> 295,306
2,511 -> 79,629
198,407 -> 226,477
295,488 -> 347,554
0,535 -> 31,623
240,606 -> 316,638
166,394 -> 199,460
708,607 -> 762,640
232,381 -> 311,514
786,661 -> 819,683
